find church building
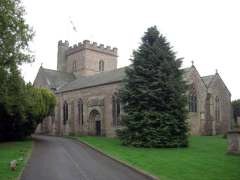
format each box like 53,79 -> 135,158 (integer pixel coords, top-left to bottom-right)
34,40 -> 232,137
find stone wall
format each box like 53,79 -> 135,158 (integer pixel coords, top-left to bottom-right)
56,82 -> 121,137
59,40 -> 118,76
207,74 -> 231,135
35,40 -> 232,137
184,66 -> 208,135
57,40 -> 69,72
237,117 -> 240,126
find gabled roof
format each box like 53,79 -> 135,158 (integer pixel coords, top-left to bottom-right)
201,73 -> 231,96
57,67 -> 126,93
34,67 -> 75,90
57,66 -> 197,93
36,64 -> 230,96
182,67 -> 193,81
201,75 -> 215,87
56,66 -> 197,93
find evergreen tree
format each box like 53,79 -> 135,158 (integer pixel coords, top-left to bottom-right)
118,26 -> 188,147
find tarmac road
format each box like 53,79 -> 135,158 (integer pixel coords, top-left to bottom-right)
21,135 -> 151,180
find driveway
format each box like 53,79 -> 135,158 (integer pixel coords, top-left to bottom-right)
21,135 -> 151,180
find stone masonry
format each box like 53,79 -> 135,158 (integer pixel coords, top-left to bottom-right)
34,40 -> 232,137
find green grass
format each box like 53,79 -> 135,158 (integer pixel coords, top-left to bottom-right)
0,140 -> 33,180
75,136 -> 240,180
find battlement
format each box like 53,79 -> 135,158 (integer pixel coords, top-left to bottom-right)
66,40 -> 118,57
58,40 -> 69,47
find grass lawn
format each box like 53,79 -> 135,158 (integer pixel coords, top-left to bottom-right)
75,136 -> 240,180
0,140 -> 32,180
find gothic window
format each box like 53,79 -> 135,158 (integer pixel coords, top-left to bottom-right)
73,61 -> 77,72
112,93 -> 121,127
78,98 -> 84,125
215,96 -> 220,121
63,101 -> 68,125
99,60 -> 104,72
188,85 -> 197,112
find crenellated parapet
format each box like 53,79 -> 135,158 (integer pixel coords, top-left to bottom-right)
58,40 -> 69,47
66,40 -> 118,57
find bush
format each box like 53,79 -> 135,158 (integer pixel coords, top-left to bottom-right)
0,71 -> 56,141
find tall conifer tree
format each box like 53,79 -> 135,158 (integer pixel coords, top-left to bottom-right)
118,26 -> 188,147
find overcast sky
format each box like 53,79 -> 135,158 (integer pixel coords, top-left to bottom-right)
21,0 -> 240,100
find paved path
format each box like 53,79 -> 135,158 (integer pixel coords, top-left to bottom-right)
21,135 -> 151,180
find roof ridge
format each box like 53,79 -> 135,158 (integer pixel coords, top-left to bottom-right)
201,74 -> 215,78
57,67 -> 127,93
78,66 -> 127,78
41,67 -> 75,76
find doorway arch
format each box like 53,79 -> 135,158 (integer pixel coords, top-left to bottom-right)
89,110 -> 101,136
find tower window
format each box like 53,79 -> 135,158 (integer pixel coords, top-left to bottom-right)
99,60 -> 104,72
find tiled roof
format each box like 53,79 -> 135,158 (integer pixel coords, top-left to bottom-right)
38,67 -> 75,90
38,65 -> 213,93
57,67 -> 126,93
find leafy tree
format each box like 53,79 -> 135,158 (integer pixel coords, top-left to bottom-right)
0,0 -> 34,141
26,85 -> 56,125
23,85 -> 56,138
232,99 -> 240,124
0,79 -> 56,141
0,0 -> 56,141
118,26 -> 188,148
0,0 -> 34,67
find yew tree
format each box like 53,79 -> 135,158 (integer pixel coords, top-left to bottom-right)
118,26 -> 188,147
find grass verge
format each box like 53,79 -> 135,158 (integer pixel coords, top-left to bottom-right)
0,139 -> 33,180
74,136 -> 240,180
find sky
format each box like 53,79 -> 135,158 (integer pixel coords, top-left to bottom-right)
21,0 -> 240,100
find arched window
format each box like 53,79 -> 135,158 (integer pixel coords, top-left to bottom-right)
78,98 -> 83,125
189,95 -> 197,112
188,85 -> 197,112
112,93 -> 121,127
99,60 -> 104,72
215,96 -> 220,121
63,101 -> 68,125
73,61 -> 77,72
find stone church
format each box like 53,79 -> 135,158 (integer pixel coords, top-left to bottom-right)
34,40 -> 232,137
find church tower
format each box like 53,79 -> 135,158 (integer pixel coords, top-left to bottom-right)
57,40 -> 69,72
57,40 -> 118,76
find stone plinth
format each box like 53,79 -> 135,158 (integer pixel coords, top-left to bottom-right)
227,129 -> 240,155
